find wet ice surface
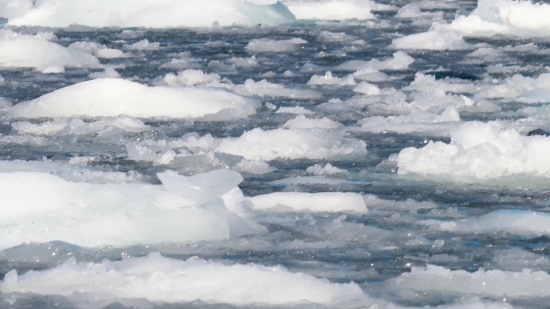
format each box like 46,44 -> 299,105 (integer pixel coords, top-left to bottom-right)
2,0 -> 550,308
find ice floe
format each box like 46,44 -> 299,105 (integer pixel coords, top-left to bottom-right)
1,253 -> 366,305
246,192 -> 367,213
0,169 -> 260,249
7,78 -> 259,120
397,121 -> 550,181
0,29 -> 99,69
216,128 -> 367,161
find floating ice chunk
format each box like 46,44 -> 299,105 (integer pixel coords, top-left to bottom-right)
89,66 -> 121,79
335,51 -> 414,71
388,263 -> 550,297
124,39 -> 160,50
7,78 -> 258,120
233,79 -> 322,99
421,210 -> 550,237
68,41 -> 127,58
307,163 -> 347,175
352,68 -> 390,82
0,29 -> 99,68
318,30 -> 353,42
12,117 -> 149,136
363,194 -> 438,211
226,55 -> 259,67
476,73 -> 550,100
0,170 -> 255,248
246,38 -> 307,52
216,128 -> 367,161
307,71 -> 357,86
392,30 -> 467,50
163,69 -> 221,87
397,121 -> 550,180
276,106 -> 314,114
445,0 -> 550,37
283,0 -> 394,20
157,170 -> 243,206
395,3 -> 444,19
356,106 -> 461,136
246,192 -> 367,213
0,254 -> 366,305
283,115 -> 343,129
7,0 -> 296,28
353,81 -> 381,95
233,158 -> 275,174
493,248 -> 550,271
269,176 -> 350,185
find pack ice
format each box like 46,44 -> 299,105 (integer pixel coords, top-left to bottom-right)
6,78 -> 259,120
2,0 -> 296,27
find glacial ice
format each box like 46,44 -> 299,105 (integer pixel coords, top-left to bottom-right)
216,128 -> 367,161
397,121 -> 550,180
7,78 -> 259,120
1,254 -> 366,305
4,0 -> 296,28
0,29 -> 99,68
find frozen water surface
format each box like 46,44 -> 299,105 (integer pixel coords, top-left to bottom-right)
1,0 -> 550,308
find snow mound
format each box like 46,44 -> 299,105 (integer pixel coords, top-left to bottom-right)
397,121 -> 550,180
0,169 -> 257,249
0,29 -> 99,68
1,254 -> 366,305
216,128 -> 367,161
421,210 -> 550,237
7,78 -> 258,120
5,0 -> 296,28
388,264 -> 550,297
246,192 -> 367,213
